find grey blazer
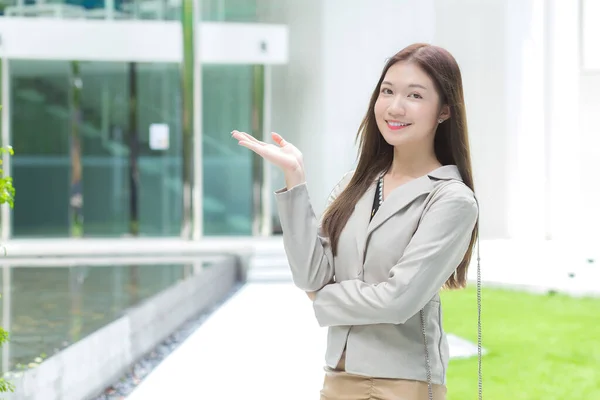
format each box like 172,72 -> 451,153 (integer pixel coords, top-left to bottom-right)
274,165 -> 478,384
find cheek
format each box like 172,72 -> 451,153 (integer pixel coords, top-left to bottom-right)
374,98 -> 387,118
412,103 -> 436,121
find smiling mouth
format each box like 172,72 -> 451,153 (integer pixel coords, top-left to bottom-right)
386,121 -> 412,130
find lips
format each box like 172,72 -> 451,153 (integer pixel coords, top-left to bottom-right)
386,121 -> 412,131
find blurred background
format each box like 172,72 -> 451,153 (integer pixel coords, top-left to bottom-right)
0,0 -> 598,399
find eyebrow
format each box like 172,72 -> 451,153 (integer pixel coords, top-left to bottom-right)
381,81 -> 428,90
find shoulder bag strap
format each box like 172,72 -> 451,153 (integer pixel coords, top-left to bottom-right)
420,187 -> 482,400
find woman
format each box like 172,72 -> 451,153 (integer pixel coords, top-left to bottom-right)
232,43 -> 480,400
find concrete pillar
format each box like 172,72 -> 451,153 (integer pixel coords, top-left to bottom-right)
433,0 -> 508,239
580,0 -> 600,258
545,0 -> 582,246
181,0 -> 203,240
503,0 -> 548,241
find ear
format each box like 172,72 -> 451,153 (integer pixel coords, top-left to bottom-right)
439,104 -> 451,121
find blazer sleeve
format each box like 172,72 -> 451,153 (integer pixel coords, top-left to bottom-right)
274,171 -> 353,292
311,183 -> 478,326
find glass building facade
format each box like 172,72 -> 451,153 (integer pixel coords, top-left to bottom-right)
0,0 -> 279,239
0,0 -> 261,22
8,61 -> 262,238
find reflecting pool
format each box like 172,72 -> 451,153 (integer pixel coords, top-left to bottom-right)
0,256 -> 224,373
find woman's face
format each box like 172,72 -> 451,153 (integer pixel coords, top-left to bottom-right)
374,61 -> 449,149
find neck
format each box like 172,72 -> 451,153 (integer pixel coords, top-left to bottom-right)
387,146 -> 441,179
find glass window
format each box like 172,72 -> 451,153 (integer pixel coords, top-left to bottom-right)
202,65 -> 257,235
136,63 -> 183,236
10,60 -> 262,238
1,0 -> 258,21
201,0 -> 258,22
10,61 -> 183,238
78,62 -> 130,236
11,60 -> 71,237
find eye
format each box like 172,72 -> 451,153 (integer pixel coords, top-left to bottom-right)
381,88 -> 393,95
408,93 -> 423,99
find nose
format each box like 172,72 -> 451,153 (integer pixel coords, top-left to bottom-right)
387,95 -> 406,117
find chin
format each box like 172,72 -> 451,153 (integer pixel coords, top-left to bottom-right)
380,131 -> 415,147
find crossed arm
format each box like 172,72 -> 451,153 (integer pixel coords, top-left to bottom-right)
275,178 -> 478,327
310,193 -> 477,326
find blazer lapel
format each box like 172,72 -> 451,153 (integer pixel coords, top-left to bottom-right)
367,175 -> 434,237
352,165 -> 463,265
354,180 -> 377,264
366,165 -> 463,237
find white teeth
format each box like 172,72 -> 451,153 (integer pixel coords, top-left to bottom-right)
388,122 -> 409,127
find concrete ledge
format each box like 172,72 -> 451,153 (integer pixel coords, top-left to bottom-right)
1,237 -> 274,259
3,256 -> 239,400
1,237 -> 261,287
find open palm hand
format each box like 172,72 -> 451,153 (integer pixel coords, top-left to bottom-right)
232,130 -> 304,174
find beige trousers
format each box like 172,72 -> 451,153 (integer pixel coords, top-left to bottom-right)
320,352 -> 447,400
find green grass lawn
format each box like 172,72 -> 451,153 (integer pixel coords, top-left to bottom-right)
441,286 -> 600,400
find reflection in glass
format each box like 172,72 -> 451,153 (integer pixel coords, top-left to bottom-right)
136,63 -> 183,236
10,60 -> 263,238
128,63 -> 140,236
201,0 -> 258,22
11,60 -> 71,237
79,62 -> 129,237
69,61 -> 84,237
1,0 -> 258,21
251,65 -> 265,235
202,65 -> 256,235
11,61 -> 183,238
181,0 -> 196,239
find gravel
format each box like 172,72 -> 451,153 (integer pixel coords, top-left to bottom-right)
92,282 -> 244,400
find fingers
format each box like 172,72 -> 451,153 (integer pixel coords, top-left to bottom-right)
232,130 -> 264,145
233,130 -> 290,151
232,130 -> 288,148
272,132 -> 287,147
237,139 -> 263,154
237,140 -> 281,165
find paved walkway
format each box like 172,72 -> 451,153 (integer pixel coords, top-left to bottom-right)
126,283 -> 329,400
126,239 -> 599,399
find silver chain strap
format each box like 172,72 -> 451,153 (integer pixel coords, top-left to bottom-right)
381,176 -> 482,399
419,308 -> 433,399
476,231 -> 482,400
421,204 -> 482,400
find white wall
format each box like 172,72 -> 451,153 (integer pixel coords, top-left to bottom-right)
580,74 -> 600,251
582,0 -> 600,71
432,0 -> 509,240
261,0 -> 598,247
257,0 -> 327,209
546,0 -> 583,245
0,19 -> 288,64
261,0 -> 437,216
319,0 -> 436,215
570,0 -> 600,255
262,0 -> 509,234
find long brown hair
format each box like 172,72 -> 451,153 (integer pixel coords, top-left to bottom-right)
321,43 -> 477,289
